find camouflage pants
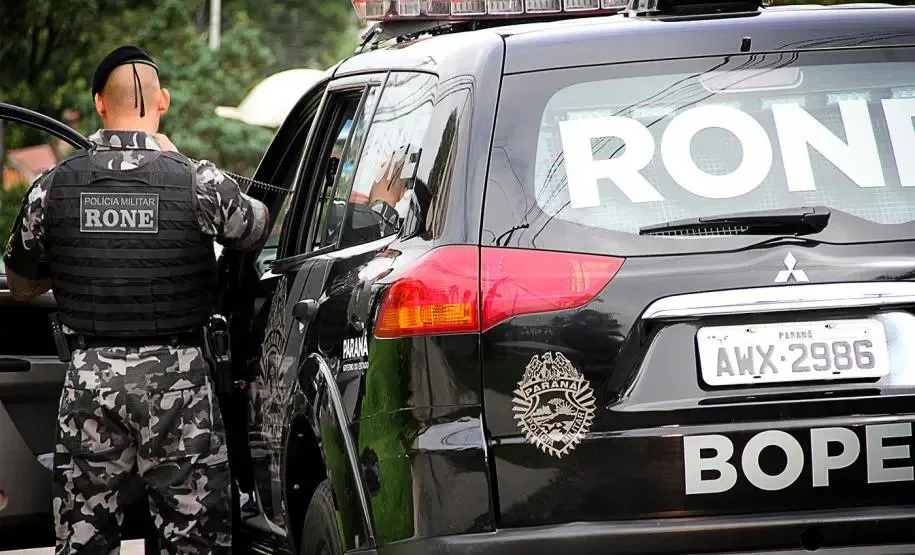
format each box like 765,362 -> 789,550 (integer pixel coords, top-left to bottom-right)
52,345 -> 232,554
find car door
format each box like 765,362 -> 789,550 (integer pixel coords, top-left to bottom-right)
0,103 -> 98,549
237,74 -> 387,536
289,71 -> 440,550
215,75 -> 332,518
301,71 -> 439,419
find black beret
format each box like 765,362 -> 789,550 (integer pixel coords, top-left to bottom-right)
91,45 -> 159,98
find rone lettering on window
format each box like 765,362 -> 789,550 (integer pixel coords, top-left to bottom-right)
558,97 -> 915,207
80,192 -> 160,234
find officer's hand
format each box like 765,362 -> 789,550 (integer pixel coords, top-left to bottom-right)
154,133 -> 179,153
369,156 -> 408,207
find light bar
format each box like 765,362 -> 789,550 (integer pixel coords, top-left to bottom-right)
354,0 -> 625,21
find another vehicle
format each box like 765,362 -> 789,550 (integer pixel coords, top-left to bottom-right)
216,0 -> 915,554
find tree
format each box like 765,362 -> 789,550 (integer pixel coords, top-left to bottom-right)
225,0 -> 363,71
1,0 -> 361,175
0,0 -> 155,149
1,0 -> 361,251
69,0 -> 280,176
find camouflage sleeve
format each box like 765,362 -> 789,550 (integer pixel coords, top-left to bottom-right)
3,170 -> 54,280
193,160 -> 271,252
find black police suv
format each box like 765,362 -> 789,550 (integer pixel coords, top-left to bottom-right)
6,0 -> 915,553
214,0 -> 915,552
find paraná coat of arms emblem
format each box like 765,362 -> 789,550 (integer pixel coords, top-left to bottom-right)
512,352 -> 596,458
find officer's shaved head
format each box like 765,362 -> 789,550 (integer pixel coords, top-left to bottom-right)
94,61 -> 170,133
100,63 -> 161,114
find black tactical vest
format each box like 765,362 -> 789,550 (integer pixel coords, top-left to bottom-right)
44,148 -> 217,337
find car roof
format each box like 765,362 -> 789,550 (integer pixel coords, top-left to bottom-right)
335,4 -> 915,77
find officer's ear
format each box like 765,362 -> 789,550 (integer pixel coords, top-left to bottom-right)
94,93 -> 107,120
158,88 -> 171,115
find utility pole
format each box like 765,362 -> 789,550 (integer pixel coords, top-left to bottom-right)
209,0 -> 221,51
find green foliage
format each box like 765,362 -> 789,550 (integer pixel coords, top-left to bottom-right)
1,0 -> 361,176
71,0 -> 281,175
0,1 -> 154,118
225,0 -> 362,70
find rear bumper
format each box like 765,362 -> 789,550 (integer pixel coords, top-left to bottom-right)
352,507 -> 915,555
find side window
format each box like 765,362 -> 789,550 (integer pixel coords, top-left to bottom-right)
258,86 -> 326,259
336,72 -> 437,249
309,117 -> 355,251
317,85 -> 382,250
283,84 -> 376,257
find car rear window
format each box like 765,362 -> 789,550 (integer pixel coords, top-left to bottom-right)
487,46 -> 915,245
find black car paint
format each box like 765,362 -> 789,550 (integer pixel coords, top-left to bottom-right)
347,509 -> 915,554
5,6 -> 915,555
498,6 -> 915,74
482,244 -> 915,522
314,241 -> 494,549
222,31 -> 504,553
0,284 -> 64,549
221,5 -> 915,555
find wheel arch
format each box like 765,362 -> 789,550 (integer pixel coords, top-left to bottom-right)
283,412 -> 326,552
281,352 -> 376,553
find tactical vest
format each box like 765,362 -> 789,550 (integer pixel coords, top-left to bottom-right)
44,148 -> 217,337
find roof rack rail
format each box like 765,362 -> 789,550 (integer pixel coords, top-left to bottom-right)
625,0 -> 762,16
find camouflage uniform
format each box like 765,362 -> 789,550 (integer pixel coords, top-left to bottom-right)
3,130 -> 270,554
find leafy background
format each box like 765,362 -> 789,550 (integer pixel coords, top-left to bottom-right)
0,0 -> 362,249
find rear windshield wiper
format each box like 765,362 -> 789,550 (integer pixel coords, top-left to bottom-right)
639,206 -> 831,237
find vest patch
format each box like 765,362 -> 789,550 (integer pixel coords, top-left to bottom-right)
80,192 -> 159,233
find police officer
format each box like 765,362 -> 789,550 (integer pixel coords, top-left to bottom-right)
2,45 -> 271,554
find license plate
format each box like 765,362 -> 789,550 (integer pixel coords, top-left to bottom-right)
696,319 -> 889,387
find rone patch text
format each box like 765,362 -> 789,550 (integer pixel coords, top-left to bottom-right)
80,192 -> 159,234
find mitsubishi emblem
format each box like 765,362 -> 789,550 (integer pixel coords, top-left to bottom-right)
774,252 -> 809,283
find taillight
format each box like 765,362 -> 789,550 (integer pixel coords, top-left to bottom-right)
375,246 -> 480,339
480,247 -> 624,331
374,246 -> 624,339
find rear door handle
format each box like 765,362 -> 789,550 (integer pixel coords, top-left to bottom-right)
0,358 -> 31,372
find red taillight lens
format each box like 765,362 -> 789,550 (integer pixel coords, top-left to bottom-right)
480,247 -> 624,331
374,246 -> 480,339
374,246 -> 624,338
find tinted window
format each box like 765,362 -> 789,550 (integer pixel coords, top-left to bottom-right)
487,47 -> 915,249
336,72 -> 436,249
318,86 -> 381,250
265,90 -> 326,251
286,89 -> 364,256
